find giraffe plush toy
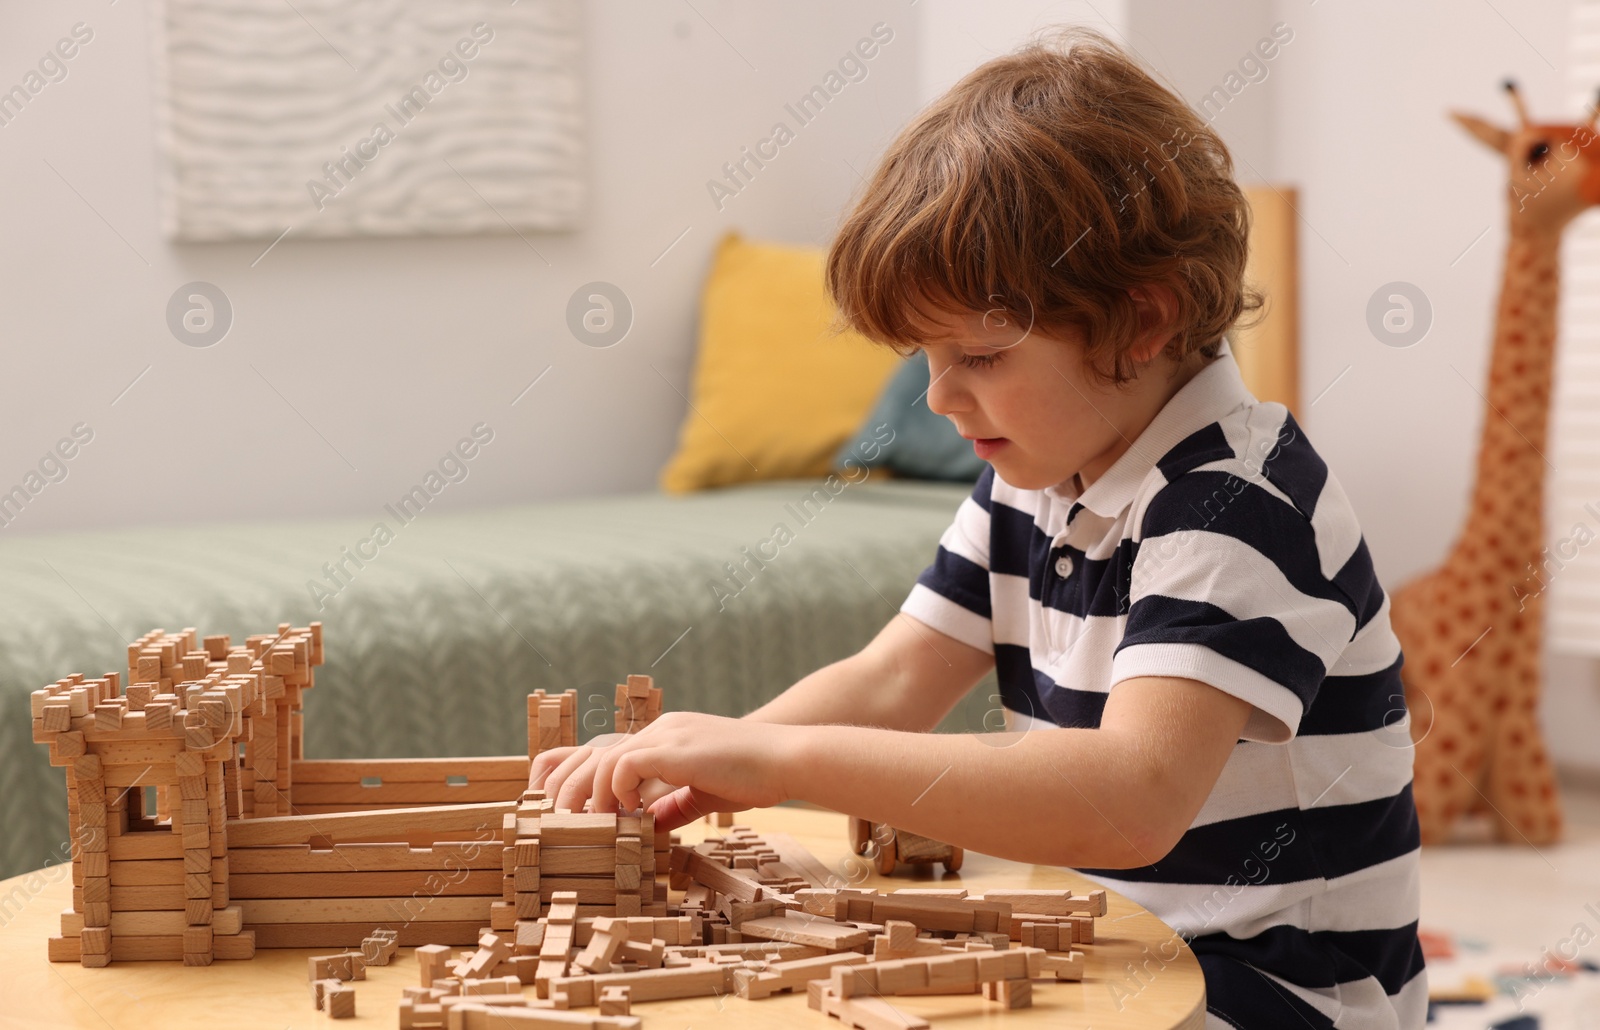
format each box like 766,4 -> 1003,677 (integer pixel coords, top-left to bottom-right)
1390,82 -> 1600,845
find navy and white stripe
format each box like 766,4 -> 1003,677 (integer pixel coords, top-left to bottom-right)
902,339 -> 1426,1029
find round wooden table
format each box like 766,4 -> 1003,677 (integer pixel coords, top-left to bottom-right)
0,804 -> 1206,1028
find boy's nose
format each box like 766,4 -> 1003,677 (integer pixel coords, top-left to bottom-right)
924,362 -> 966,417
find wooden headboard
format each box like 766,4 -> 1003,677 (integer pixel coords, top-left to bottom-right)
1233,185 -> 1301,416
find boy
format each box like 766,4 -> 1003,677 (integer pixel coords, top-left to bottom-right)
536,28 -> 1425,1029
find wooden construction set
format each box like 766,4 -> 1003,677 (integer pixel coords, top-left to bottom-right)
361,823 -> 1102,1028
31,623 -> 1103,1027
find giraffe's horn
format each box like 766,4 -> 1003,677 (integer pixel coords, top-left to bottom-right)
1503,79 -> 1531,128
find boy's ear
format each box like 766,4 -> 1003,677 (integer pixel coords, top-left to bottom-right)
1127,285 -> 1180,363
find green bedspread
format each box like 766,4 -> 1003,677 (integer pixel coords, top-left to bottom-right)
0,478 -> 990,878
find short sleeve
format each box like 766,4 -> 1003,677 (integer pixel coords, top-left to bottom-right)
899,466 -> 995,654
1109,467 -> 1361,742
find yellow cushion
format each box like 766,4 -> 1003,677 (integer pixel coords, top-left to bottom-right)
659,232 -> 902,493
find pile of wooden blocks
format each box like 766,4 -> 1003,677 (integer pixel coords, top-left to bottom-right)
31,623 -> 323,966
613,675 -> 661,734
307,949 -> 366,1018
528,690 -> 577,756
395,825 -> 1100,1027
501,791 -> 669,954
311,976 -> 357,1018
529,674 -> 659,753
671,826 -> 823,910
400,916 -> 656,1028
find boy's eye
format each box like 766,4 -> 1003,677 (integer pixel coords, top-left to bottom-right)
960,351 -> 1003,369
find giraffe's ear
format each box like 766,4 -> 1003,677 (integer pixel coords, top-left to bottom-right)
1450,111 -> 1510,153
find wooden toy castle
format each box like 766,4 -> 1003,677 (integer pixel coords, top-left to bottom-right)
31,622 -> 1110,1026
30,622 -> 667,966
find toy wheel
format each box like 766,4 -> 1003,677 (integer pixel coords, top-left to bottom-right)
848,817 -> 871,854
943,847 -> 964,873
875,836 -> 898,876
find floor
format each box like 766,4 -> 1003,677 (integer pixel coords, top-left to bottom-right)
1420,779 -> 1600,1029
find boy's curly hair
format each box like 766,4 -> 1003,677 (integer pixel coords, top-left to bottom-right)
824,28 -> 1262,386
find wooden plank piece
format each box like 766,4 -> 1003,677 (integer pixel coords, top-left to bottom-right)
229,869 -> 501,898
290,757 -> 530,784
225,802 -> 516,847
251,920 -> 486,949
238,896 -> 495,924
739,915 -> 871,951
228,842 -> 502,873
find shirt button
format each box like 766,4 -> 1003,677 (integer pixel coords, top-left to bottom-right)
1055,555 -> 1074,578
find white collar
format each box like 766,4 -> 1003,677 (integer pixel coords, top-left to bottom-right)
1041,337 -> 1255,520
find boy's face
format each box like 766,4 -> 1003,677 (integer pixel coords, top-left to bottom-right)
916,306 -> 1175,492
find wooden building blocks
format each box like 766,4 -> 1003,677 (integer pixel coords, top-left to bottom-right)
31,624 -> 325,966
362,927 -> 401,964
438,1007 -> 642,1030
308,950 -> 367,981
453,931 -> 515,979
732,952 -> 870,1000
529,690 -> 578,757
30,633 -> 685,966
309,971 -> 357,1017
325,983 -> 357,1018
391,823 -> 1099,1027
613,675 -> 661,734
597,985 -> 631,1015
811,983 -> 930,1030
32,625 -> 1111,1028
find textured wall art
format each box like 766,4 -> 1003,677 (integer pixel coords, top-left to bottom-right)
154,0 -> 585,240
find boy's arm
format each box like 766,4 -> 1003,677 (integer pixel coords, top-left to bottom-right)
544,620 -> 1254,870
742,612 -> 995,731
789,672 -> 1252,867
533,613 -> 992,812
577,620 -> 1252,868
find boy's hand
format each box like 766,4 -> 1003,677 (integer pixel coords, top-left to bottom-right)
529,736 -> 629,793
530,713 -> 801,828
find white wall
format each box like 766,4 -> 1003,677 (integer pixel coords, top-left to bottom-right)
1126,0 -> 1279,181
917,0 -> 1126,104
0,1 -> 921,534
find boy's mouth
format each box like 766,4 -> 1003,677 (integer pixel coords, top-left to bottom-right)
966,436 -> 1008,459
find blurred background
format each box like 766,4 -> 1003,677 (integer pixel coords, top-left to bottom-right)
3,0 -> 1599,1020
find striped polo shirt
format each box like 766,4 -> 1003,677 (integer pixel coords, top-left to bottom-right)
902,339 -> 1426,1029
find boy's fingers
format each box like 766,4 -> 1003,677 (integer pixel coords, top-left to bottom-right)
589,744 -> 622,814
543,746 -> 593,806
590,737 -> 645,814
647,787 -> 743,833
611,749 -> 665,813
534,734 -> 627,792
528,747 -> 572,788
638,777 -> 677,809
555,767 -> 594,813
647,789 -> 695,832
